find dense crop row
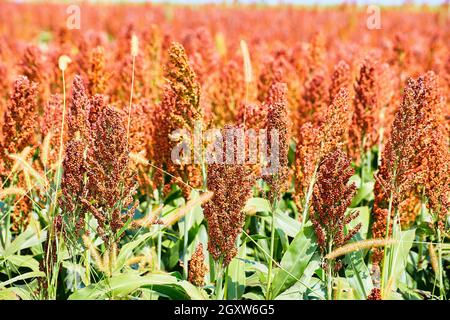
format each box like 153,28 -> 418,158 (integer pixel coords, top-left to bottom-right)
0,2 -> 449,300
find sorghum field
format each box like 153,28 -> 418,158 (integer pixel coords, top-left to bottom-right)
0,1 -> 449,302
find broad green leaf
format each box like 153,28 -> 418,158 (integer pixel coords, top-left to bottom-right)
179,190 -> 204,236
385,228 -> 416,295
243,197 -> 271,214
167,239 -> 181,269
0,288 -> 19,300
227,244 -> 246,300
178,281 -> 209,300
274,209 -> 301,238
113,231 -> 156,273
351,182 -> 374,207
149,283 -> 192,300
334,277 -> 356,300
397,282 -> 423,300
275,254 -> 321,300
344,206 -> 372,299
4,228 -> 47,257
63,261 -> 87,289
4,255 -> 40,272
6,286 -> 34,300
271,223 -> 317,299
0,271 -> 45,288
346,206 -> 370,240
138,288 -> 160,300
345,250 -> 373,300
242,292 -> 264,300
68,273 -> 178,300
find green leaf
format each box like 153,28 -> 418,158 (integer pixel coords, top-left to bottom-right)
178,281 -> 209,300
242,292 -> 265,300
334,277 -> 356,300
271,223 -> 317,299
275,254 -> 320,300
243,198 -> 271,214
115,216 -> 133,240
4,255 -> 40,272
344,206 -> 373,299
351,182 -> 374,207
0,271 -> 45,288
68,272 -> 207,300
68,273 -> 178,300
345,250 -> 373,300
179,190 -> 204,236
4,228 -> 47,257
347,206 -> 370,240
113,231 -> 156,273
0,288 -> 19,300
274,209 -> 301,238
386,228 -> 416,294
227,244 -> 246,300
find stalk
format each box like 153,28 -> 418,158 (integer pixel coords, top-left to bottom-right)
380,189 -> 394,297
54,68 -> 66,209
417,195 -> 427,272
224,266 -> 229,300
182,212 -> 190,279
266,197 -> 279,300
437,227 -> 445,300
45,60 -> 69,299
359,136 -> 366,183
145,197 -> 162,270
380,165 -> 398,298
215,258 -> 224,300
84,212 -> 91,286
157,224 -> 163,270
301,162 -> 319,228
327,241 -> 333,300
53,56 -> 69,214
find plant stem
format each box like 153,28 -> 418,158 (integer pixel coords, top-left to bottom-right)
84,213 -> 91,286
53,69 -> 66,214
266,197 -> 278,300
437,227 -> 445,300
224,266 -> 229,300
215,259 -> 224,300
380,189 -> 394,298
301,162 -> 319,228
359,136 -> 366,183
157,224 -> 163,270
182,212 -> 190,279
327,241 -> 333,300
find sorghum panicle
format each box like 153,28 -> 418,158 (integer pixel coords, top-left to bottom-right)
204,126 -> 256,266
182,27 -> 220,86
294,122 -> 320,212
188,243 -> 207,287
68,75 -> 92,142
294,88 -> 351,213
0,76 -> 38,175
210,60 -> 245,126
348,55 -> 381,163
160,42 -> 204,194
86,106 -> 138,243
311,148 -> 360,264
87,46 -> 109,95
371,71 -> 449,264
263,82 -> 289,201
41,94 -> 64,165
329,60 -> 352,104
